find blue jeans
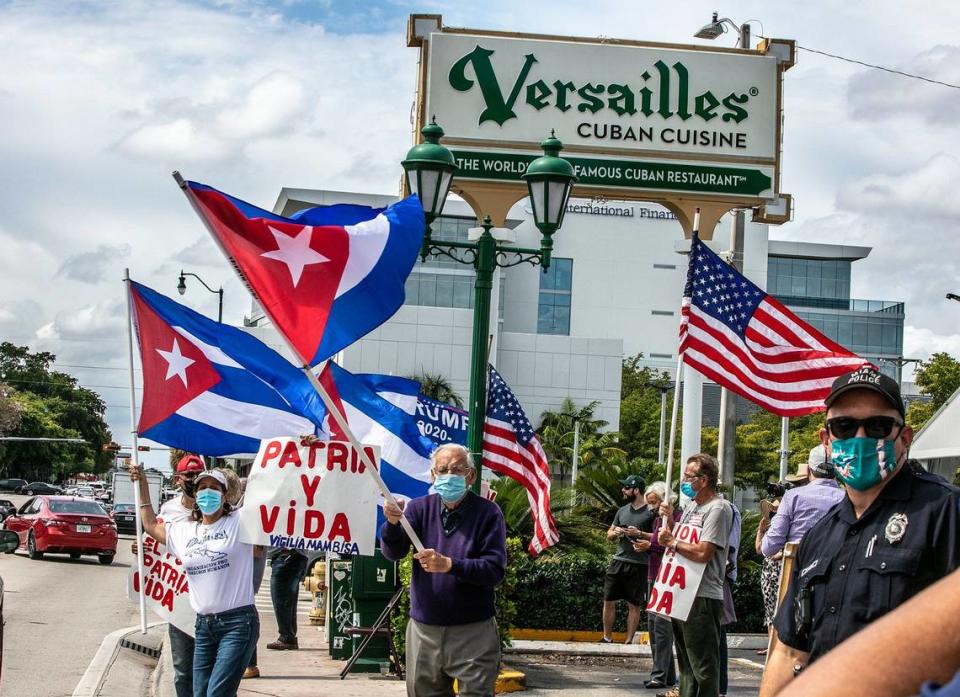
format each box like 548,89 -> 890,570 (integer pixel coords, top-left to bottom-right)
168,623 -> 195,697
270,552 -> 307,642
193,605 -> 259,697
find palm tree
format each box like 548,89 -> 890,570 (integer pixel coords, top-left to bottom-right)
408,371 -> 464,409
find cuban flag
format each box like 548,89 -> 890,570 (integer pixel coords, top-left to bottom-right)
178,178 -> 424,366
129,281 -> 327,456
318,362 -> 434,505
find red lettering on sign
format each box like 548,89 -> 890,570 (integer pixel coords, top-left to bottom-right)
306,441 -> 325,469
261,440 -> 283,467
654,590 -> 673,615
647,586 -> 659,611
329,512 -> 352,541
300,474 -> 321,507
304,510 -> 325,539
260,505 -> 280,533
278,440 -> 302,468
658,561 -> 672,584
677,524 -> 700,545
668,564 -> 687,590
286,501 -> 297,535
328,442 -> 349,472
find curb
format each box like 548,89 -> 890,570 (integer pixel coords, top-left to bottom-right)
72,622 -> 164,697
496,665 -> 527,693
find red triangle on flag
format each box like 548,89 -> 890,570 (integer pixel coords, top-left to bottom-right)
190,188 -> 350,363
131,287 -> 222,433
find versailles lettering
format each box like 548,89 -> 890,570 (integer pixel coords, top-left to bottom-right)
449,44 -> 754,131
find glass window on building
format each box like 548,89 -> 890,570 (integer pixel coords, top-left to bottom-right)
538,258 -> 573,335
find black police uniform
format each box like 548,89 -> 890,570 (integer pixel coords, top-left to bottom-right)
774,462 -> 959,663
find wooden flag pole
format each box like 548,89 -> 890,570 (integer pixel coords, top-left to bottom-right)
173,172 -> 425,552
123,269 -> 148,633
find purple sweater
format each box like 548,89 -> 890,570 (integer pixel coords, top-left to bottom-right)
380,492 -> 507,626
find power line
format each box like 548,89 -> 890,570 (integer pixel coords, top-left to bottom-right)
2,377 -> 139,391
796,44 -> 960,90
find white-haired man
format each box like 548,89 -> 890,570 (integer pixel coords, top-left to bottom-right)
381,444 -> 507,697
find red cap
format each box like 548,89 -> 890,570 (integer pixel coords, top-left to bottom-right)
176,454 -> 205,474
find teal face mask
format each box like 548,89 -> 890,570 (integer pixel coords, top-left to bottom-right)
830,437 -> 898,491
433,474 -> 467,503
680,482 -> 696,499
195,489 -> 223,515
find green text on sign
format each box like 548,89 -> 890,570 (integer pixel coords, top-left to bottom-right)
451,150 -> 772,197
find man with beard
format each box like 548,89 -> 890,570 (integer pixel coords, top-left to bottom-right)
602,475 -> 655,645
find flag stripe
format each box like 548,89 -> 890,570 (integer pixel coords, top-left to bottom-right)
679,236 -> 866,417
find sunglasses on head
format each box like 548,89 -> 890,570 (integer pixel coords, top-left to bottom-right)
825,415 -> 902,440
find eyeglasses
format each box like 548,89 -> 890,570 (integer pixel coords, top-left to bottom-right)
434,466 -> 471,476
826,415 -> 903,440
682,472 -> 704,481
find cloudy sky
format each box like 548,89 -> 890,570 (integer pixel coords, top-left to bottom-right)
1,0 -> 958,468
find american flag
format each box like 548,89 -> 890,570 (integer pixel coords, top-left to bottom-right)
482,366 -> 559,555
679,234 -> 866,416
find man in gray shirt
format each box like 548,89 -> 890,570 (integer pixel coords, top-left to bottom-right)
602,475 -> 655,644
658,454 -> 733,697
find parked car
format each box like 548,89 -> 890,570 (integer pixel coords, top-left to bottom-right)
74,486 -> 96,499
111,503 -> 137,535
3,496 -> 116,564
0,502 -> 14,522
0,528 -> 21,677
0,480 -> 27,493
16,482 -> 62,496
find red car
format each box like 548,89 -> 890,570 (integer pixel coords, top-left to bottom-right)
3,496 -> 117,564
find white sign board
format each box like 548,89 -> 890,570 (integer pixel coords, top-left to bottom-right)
646,522 -> 708,621
127,535 -> 196,636
423,32 -> 780,200
112,469 -> 162,508
239,438 -> 380,557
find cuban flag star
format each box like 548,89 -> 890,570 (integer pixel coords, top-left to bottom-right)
178,178 -> 424,366
129,281 -> 327,456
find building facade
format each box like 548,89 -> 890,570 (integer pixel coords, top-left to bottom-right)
248,189 -> 905,435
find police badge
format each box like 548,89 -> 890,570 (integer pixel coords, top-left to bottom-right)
885,513 -> 908,544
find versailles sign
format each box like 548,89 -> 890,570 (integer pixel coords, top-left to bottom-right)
408,16 -> 795,234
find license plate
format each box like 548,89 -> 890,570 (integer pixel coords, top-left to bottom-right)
76,524 -> 91,533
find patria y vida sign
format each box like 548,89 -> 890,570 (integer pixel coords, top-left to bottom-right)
408,17 -> 796,232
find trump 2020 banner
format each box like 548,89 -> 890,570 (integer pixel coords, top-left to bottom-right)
646,522 -> 708,621
239,437 -> 380,556
127,535 -> 197,636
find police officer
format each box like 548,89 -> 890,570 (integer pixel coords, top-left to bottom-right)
759,366 -> 960,696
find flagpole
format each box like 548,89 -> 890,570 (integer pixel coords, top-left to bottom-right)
663,355 -> 685,525
123,268 -> 148,634
173,172 -> 425,552
779,417 -> 790,481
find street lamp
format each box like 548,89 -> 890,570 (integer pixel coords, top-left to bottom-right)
177,270 -> 224,322
694,12 -> 752,48
401,119 -> 456,261
402,125 -> 577,490
947,293 -> 960,303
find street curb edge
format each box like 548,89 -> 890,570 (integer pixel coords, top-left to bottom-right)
72,622 -> 164,697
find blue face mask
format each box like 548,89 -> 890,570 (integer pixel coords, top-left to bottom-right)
195,489 -> 223,515
433,474 -> 468,503
680,482 -> 696,499
830,437 -> 898,491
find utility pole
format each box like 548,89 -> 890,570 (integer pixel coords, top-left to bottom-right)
658,389 -> 667,465
571,415 -> 581,487
718,210 -> 744,491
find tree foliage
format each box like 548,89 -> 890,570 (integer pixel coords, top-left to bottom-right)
907,352 -> 960,430
408,371 -> 464,409
536,397 -> 619,481
618,354 -> 673,463
0,342 -> 113,481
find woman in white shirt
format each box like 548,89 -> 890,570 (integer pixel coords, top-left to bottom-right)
131,465 -> 258,697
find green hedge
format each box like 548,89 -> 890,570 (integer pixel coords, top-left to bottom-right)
512,554 -> 639,632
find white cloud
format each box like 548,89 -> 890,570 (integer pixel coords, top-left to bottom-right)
837,154 -> 960,219
904,326 -> 960,362
215,72 -> 306,139
58,244 -> 132,284
117,118 -> 232,162
848,45 -> 960,124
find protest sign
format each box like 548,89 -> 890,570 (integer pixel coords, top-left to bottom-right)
416,395 -> 468,446
239,437 -> 380,556
646,521 -> 708,621
127,535 -> 196,636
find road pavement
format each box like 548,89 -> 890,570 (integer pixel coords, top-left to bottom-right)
1,493 -> 146,697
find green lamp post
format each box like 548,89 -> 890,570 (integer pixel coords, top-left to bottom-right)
402,127 -> 577,489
